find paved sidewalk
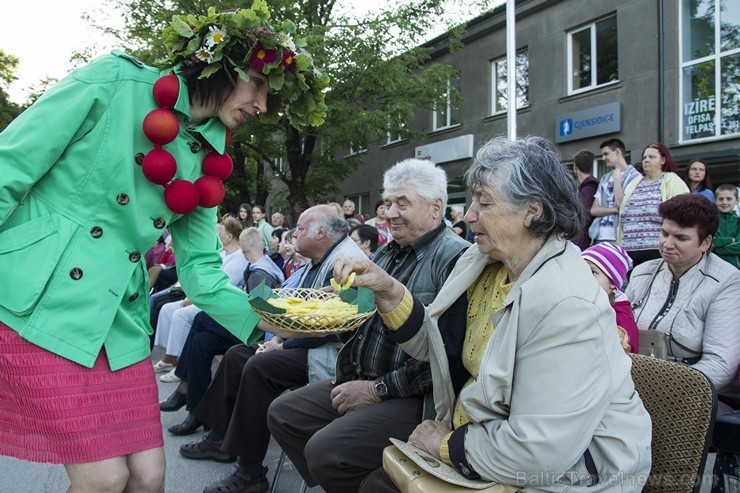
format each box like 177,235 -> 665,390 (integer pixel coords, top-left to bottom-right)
0,349 -> 322,492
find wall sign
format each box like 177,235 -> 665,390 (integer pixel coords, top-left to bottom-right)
555,102 -> 621,143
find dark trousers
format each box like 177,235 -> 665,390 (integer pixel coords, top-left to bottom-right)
174,311 -> 242,411
193,344 -> 309,464
359,468 -> 400,493
267,380 -> 423,493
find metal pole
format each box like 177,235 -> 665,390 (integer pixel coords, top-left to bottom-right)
506,0 -> 517,140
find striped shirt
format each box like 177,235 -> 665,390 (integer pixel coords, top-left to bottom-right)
621,176 -> 664,251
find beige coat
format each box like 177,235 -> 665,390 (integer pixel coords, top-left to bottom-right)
401,236 -> 652,492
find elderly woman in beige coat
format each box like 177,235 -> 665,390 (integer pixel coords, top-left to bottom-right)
337,136 -> 652,492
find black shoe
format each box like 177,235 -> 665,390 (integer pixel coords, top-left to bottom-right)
168,414 -> 205,436
203,465 -> 268,493
159,389 -> 186,412
180,435 -> 236,463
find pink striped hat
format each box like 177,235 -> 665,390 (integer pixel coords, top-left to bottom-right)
581,242 -> 633,289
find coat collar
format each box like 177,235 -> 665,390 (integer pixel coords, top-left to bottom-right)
163,67 -> 228,155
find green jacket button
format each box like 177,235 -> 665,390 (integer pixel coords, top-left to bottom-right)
90,226 -> 103,238
117,193 -> 130,205
129,251 -> 141,263
70,268 -> 83,280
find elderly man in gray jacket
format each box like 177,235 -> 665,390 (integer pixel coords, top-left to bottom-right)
268,159 -> 470,493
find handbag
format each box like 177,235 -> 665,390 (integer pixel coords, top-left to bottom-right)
637,329 -> 670,359
382,439 -> 517,493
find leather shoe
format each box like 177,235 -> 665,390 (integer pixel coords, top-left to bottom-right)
168,414 -> 205,436
180,435 -> 236,463
159,389 -> 186,412
203,464 -> 269,493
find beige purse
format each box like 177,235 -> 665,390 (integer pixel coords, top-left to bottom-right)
382,439 -> 518,493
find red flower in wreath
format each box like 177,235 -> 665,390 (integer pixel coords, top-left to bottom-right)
249,46 -> 277,71
281,50 -> 297,70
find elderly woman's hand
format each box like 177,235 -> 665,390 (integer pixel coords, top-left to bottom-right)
333,256 -> 406,313
408,420 -> 452,460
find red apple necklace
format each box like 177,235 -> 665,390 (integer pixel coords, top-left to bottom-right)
141,71 -> 234,214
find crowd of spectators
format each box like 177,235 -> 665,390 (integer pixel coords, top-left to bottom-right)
140,134 -> 738,492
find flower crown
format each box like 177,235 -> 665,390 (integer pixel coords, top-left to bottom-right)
161,0 -> 329,127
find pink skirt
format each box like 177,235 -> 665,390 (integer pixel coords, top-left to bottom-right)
0,322 -> 163,464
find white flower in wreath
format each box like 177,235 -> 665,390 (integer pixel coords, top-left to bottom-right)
278,33 -> 295,51
205,26 -> 227,48
195,46 -> 215,62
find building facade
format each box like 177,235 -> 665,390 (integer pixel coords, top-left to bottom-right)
320,0 -> 739,217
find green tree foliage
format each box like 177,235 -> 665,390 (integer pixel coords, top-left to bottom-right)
0,49 -> 21,131
96,0 -> 478,220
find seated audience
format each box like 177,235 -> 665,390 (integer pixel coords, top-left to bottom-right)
349,224 -> 380,259
148,235 -> 177,291
580,242 -> 639,352
619,142 -> 689,266
342,198 -> 365,224
145,235 -> 167,270
344,136 -> 650,492
684,158 -> 714,202
252,204 -> 273,252
271,211 -> 286,228
267,158 -> 469,493
152,217 -> 247,376
448,204 -> 466,239
268,227 -> 287,270
364,199 -> 392,246
627,194 -> 740,390
180,205 -> 367,493
160,227 -> 285,435
282,229 -> 307,280
237,203 -> 253,229
713,184 -> 740,269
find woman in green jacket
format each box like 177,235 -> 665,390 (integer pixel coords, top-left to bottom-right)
0,5 -> 327,492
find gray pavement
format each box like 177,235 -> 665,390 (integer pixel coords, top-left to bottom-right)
0,348 -> 323,493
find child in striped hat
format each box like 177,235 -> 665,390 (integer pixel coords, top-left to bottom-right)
581,242 -> 639,352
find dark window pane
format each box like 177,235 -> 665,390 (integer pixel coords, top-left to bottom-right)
720,0 -> 740,51
683,0 -> 715,61
571,28 -> 591,90
682,60 -> 716,140
720,53 -> 740,135
596,16 -> 618,84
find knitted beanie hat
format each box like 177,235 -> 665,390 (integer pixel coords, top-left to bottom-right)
581,242 -> 633,290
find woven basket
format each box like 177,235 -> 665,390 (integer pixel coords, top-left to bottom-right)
252,288 -> 376,334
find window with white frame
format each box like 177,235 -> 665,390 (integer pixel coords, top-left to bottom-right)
680,0 -> 739,141
567,15 -> 618,95
348,141 -> 367,155
387,120 -> 405,145
433,79 -> 460,130
490,50 -> 530,115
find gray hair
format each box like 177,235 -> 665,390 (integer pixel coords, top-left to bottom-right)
307,210 -> 349,241
465,136 -> 582,239
383,158 -> 448,211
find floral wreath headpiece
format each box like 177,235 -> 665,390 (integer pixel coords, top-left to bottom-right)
161,0 -> 329,128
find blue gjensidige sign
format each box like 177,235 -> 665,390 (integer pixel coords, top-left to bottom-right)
555,102 -> 621,143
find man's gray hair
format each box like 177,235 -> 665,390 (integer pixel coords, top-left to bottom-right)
383,158 -> 448,211
307,210 -> 349,241
465,136 -> 582,239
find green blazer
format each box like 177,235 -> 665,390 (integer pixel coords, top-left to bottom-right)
0,52 -> 261,370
